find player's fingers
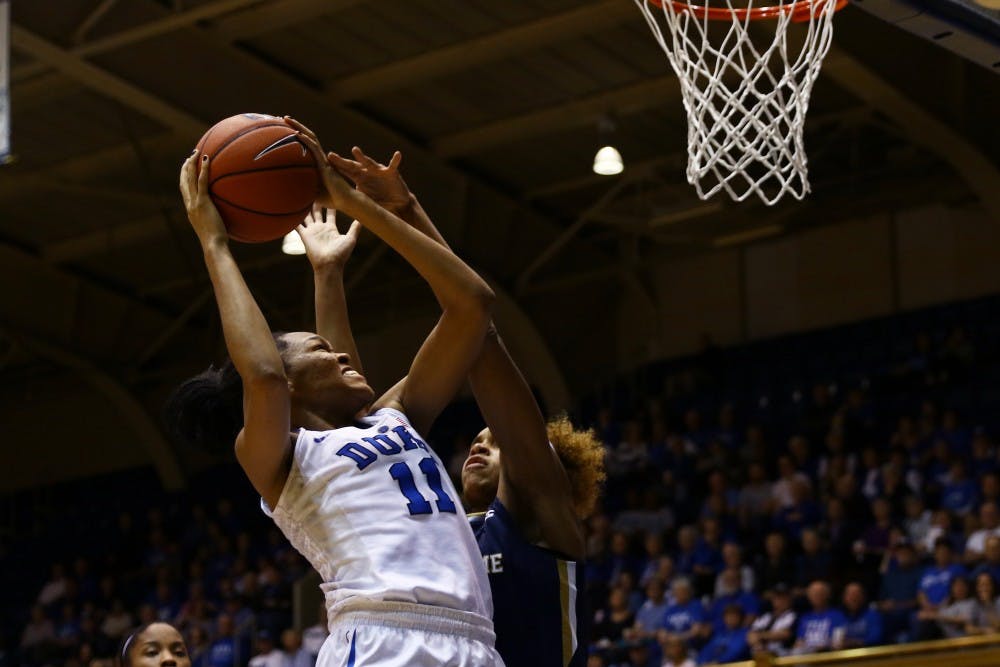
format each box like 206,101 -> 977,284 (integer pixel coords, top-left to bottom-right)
327,152 -> 362,174
345,220 -> 361,243
197,155 -> 210,195
179,153 -> 195,200
284,116 -> 317,141
352,146 -> 381,168
388,151 -> 402,170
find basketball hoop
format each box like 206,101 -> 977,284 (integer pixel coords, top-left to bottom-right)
635,0 -> 847,205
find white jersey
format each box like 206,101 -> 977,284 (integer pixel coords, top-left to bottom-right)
262,408 -> 492,621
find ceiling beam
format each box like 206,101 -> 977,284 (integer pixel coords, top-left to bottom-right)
11,0 -> 268,82
10,25 -> 205,136
328,0 -> 638,102
822,47 -> 1000,220
214,0 -> 367,41
4,323 -> 185,491
432,76 -> 677,158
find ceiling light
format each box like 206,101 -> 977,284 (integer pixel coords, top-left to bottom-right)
593,145 -> 623,175
282,230 -> 306,255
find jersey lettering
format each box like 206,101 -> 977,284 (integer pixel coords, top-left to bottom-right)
482,553 -> 504,573
335,424 -> 428,469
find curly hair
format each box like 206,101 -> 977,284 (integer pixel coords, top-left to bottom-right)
546,415 -> 606,519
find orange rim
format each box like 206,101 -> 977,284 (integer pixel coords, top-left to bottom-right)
649,0 -> 848,22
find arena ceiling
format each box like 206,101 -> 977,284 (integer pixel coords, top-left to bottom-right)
0,0 -> 998,490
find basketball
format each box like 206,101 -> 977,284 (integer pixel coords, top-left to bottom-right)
194,113 -> 319,243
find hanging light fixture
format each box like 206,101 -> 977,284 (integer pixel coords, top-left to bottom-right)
593,146 -> 624,175
281,230 -> 306,255
593,115 -> 624,175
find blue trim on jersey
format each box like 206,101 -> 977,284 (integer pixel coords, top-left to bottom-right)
346,629 -> 357,667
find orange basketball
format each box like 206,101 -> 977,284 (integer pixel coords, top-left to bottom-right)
195,113 -> 319,243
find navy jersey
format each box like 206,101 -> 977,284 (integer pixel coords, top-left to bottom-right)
470,498 -> 587,667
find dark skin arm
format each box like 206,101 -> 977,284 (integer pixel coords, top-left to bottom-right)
329,147 -> 584,559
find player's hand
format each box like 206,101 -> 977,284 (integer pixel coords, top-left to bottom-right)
328,148 -> 410,213
180,152 -> 228,247
297,204 -> 360,271
283,116 -> 355,210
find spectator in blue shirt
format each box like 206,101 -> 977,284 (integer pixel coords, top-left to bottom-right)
206,615 -> 238,667
697,605 -> 750,665
941,461 -> 978,515
841,582 -> 883,647
661,578 -> 708,644
708,569 -> 759,631
919,539 -> 967,611
631,577 -> 670,641
793,581 -> 847,654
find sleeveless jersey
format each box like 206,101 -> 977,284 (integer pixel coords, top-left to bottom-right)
470,498 -> 587,667
262,408 -> 492,620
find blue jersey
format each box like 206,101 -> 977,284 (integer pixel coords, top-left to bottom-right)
470,498 -> 587,667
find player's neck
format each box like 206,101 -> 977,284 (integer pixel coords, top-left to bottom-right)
292,405 -> 354,431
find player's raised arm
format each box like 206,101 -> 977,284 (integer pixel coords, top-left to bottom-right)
179,153 -> 291,508
333,147 -> 583,559
297,204 -> 365,379
287,119 -> 494,436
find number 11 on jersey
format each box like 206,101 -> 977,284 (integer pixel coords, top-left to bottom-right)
389,457 -> 457,516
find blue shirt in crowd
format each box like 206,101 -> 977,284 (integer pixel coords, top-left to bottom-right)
844,606 -> 884,646
919,564 -> 967,605
797,609 -> 848,649
709,592 -> 760,630
697,627 -> 749,665
663,600 -> 706,634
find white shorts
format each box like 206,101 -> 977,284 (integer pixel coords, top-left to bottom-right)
318,599 -> 505,667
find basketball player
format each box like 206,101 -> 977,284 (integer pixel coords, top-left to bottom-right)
327,146 -> 606,667
118,622 -> 190,667
168,119 -> 503,666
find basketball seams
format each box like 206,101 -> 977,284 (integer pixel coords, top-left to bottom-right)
208,122 -> 301,180
210,164 -> 319,183
212,192 -> 313,218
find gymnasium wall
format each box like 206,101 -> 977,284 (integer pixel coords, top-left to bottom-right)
615,202 -> 1000,371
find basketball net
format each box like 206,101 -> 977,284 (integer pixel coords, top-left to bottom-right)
634,0 -> 842,205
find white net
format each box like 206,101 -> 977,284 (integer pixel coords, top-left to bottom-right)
635,0 -> 839,205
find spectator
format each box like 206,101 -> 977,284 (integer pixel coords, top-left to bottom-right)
754,533 -> 793,594
794,529 -> 833,591
941,461 -> 978,515
746,584 -> 797,656
965,572 -> 1000,635
206,615 -> 238,667
841,582 -> 883,647
301,603 -> 327,662
861,498 -> 895,558
630,578 -> 669,641
638,534 -> 668,587
737,463 -> 772,535
918,539 -> 967,618
902,495 -> 932,549
877,540 -> 922,642
921,510 -> 955,556
100,600 -> 133,642
793,581 -> 847,654
659,635 -> 695,667
36,565 -> 69,609
187,627 -> 211,667
696,605 -> 750,665
20,605 -> 55,661
772,456 -> 811,511
592,587 -> 635,645
917,575 -> 974,639
277,629 -> 311,667
247,630 -> 280,667
773,480 -> 820,542
972,536 -> 1000,584
965,502 -> 1000,563
708,569 -> 759,630
715,544 -> 754,595
660,578 -> 707,644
